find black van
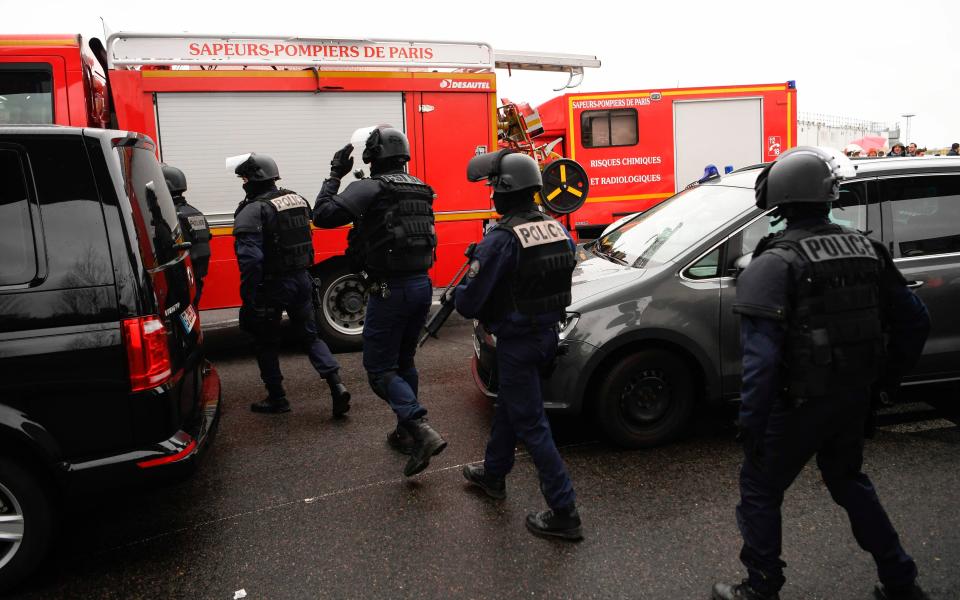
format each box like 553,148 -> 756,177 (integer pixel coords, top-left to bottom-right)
0,126 -> 221,591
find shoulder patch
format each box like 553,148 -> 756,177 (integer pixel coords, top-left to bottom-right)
798,233 -> 877,263
268,194 -> 309,212
187,215 -> 208,230
512,220 -> 568,249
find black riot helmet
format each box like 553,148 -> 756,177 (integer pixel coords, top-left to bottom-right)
467,149 -> 542,193
161,164 -> 187,196
357,126 -> 411,165
227,152 -> 280,182
754,146 -> 856,210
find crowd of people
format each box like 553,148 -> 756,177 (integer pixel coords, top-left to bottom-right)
844,141 -> 960,157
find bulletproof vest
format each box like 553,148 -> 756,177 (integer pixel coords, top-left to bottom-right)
254,189 -> 314,275
175,200 -> 211,277
764,224 -> 884,400
482,210 -> 576,321
348,174 -> 436,275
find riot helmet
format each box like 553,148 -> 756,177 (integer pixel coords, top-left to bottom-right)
754,146 -> 855,210
466,150 -> 543,193
355,126 -> 410,165
161,164 -> 187,196
226,152 -> 280,182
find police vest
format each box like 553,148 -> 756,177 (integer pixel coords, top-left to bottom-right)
175,200 -> 211,277
484,210 -> 576,321
761,224 -> 884,400
254,189 -> 314,275
348,174 -> 436,275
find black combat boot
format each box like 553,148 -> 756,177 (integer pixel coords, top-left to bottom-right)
250,395 -> 291,414
400,417 -> 447,477
874,582 -> 930,600
387,425 -> 415,455
525,504 -> 583,541
462,464 -> 506,499
326,374 -> 350,418
712,581 -> 779,600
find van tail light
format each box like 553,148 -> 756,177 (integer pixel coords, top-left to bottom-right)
122,315 -> 172,391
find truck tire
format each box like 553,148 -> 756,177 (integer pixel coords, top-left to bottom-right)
0,458 -> 54,594
312,260 -> 366,352
595,349 -> 695,449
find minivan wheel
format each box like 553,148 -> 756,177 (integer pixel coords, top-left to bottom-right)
595,350 -> 695,448
0,458 -> 54,593
313,261 -> 366,351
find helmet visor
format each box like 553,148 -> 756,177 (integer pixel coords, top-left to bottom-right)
466,149 -> 511,183
225,153 -> 253,173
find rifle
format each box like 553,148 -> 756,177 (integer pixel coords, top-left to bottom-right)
418,242 -> 477,347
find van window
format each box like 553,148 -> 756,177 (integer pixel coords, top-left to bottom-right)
581,109 -> 638,148
0,149 -> 38,285
739,182 -> 869,257
885,175 -> 960,257
0,64 -> 54,124
17,137 -> 114,288
116,145 -> 181,267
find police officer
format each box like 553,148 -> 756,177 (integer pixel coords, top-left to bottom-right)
312,127 -> 446,477
162,164 -> 211,306
454,150 -> 582,541
230,152 -> 350,417
713,147 -> 930,600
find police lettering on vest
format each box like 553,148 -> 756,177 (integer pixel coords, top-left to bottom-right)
513,220 -> 568,248
798,233 -> 878,263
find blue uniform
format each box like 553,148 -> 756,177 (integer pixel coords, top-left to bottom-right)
455,223 -> 576,511
234,192 -> 340,400
734,217 -> 930,596
313,175 -> 431,423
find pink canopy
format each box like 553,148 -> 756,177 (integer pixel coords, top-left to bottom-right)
849,135 -> 887,152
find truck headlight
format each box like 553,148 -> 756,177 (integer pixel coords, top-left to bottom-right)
559,312 -> 579,341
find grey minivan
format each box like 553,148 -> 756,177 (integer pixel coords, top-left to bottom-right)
472,157 -> 960,448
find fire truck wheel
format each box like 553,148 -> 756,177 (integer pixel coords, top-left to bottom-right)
594,349 -> 696,448
0,457 -> 55,594
313,261 -> 366,351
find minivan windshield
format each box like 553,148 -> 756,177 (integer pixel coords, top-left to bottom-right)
594,179 -> 757,268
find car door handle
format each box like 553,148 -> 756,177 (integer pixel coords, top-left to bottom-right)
906,280 -> 925,289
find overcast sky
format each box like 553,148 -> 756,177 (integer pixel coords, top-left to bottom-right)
4,0 -> 959,147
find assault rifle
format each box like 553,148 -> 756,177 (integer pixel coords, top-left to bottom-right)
418,242 -> 477,347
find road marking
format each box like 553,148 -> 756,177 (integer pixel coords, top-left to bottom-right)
102,440 -> 599,554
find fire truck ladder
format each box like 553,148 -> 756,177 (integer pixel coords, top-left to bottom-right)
105,32 -> 599,88
493,50 -> 601,90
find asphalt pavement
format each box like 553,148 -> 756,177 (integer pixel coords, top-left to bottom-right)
9,316 -> 960,599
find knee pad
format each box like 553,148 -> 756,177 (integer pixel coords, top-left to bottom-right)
368,370 -> 398,401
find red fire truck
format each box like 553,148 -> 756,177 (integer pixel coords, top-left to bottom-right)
532,82 -> 797,238
0,32 -> 599,347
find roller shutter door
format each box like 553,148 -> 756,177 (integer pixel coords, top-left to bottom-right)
155,92 -> 404,222
673,97 -> 762,191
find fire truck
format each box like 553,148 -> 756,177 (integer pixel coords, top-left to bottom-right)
0,32 -> 599,347
530,81 -> 797,238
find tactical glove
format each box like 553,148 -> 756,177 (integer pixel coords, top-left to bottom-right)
330,144 -> 354,179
